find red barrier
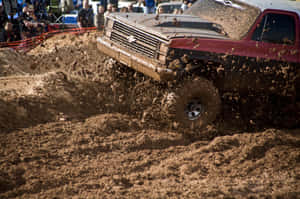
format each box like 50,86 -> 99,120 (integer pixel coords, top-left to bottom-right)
0,27 -> 97,52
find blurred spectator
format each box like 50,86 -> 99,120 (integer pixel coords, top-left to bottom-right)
0,3 -> 8,42
157,5 -> 164,14
97,0 -> 106,11
17,0 -> 24,16
7,7 -> 22,41
20,4 -> 46,38
111,4 -> 117,12
120,6 -> 128,13
173,8 -> 182,14
61,0 -> 75,13
143,0 -> 155,14
127,3 -> 134,12
4,21 -> 13,33
107,0 -> 117,10
4,20 -> 22,41
136,0 -> 143,7
33,0 -> 48,20
46,6 -> 57,22
23,5 -> 38,22
25,0 -> 32,4
77,0 -> 94,27
73,0 -> 82,10
94,4 -> 104,30
104,2 -> 112,17
46,0 -> 61,19
181,0 -> 188,11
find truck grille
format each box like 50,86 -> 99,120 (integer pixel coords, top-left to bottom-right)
110,21 -> 161,58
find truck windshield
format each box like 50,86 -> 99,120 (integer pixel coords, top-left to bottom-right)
186,0 -> 261,39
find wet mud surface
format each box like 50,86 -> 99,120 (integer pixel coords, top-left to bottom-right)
0,32 -> 299,198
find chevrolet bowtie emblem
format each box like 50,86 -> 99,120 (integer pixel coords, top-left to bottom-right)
127,35 -> 136,43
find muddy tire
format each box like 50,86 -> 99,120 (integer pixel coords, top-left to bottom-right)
175,78 -> 221,129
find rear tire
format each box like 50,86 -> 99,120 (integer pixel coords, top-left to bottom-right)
176,77 -> 221,129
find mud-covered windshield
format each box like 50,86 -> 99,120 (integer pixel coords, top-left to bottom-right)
186,0 -> 261,39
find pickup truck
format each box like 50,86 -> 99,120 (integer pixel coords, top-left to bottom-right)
97,0 -> 300,129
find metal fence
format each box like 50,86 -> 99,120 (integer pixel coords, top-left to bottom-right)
0,26 -> 97,52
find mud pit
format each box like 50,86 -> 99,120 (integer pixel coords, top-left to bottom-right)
0,32 -> 299,198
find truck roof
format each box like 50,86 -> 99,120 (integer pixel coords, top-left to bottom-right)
237,0 -> 300,16
187,0 -> 300,40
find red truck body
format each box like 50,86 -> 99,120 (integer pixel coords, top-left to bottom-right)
170,9 -> 300,64
97,0 -> 300,128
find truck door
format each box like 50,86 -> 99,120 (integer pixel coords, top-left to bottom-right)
248,11 -> 299,64
243,10 -> 299,94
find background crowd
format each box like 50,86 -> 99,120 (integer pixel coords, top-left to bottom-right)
0,0 -> 195,43
0,0 -> 55,42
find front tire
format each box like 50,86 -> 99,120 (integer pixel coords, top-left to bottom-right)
176,78 -> 221,129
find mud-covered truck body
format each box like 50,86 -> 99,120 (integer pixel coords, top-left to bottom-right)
97,0 -> 300,128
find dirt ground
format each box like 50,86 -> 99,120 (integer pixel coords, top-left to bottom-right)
0,32 -> 299,199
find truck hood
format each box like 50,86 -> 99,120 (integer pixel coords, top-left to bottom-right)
108,13 -> 229,41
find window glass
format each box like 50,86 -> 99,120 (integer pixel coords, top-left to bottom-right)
251,13 -> 296,45
252,15 -> 266,41
186,0 -> 261,39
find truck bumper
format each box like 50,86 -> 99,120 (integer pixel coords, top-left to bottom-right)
96,37 -> 175,81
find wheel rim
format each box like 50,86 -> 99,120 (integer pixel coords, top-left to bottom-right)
184,99 -> 204,121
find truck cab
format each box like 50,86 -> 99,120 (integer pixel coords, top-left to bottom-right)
97,0 -> 300,129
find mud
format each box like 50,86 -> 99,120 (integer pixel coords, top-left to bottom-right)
0,32 -> 299,198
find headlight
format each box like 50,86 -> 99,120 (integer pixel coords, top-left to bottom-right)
105,19 -> 114,38
107,18 -> 114,29
159,43 -> 169,64
160,43 -> 168,53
